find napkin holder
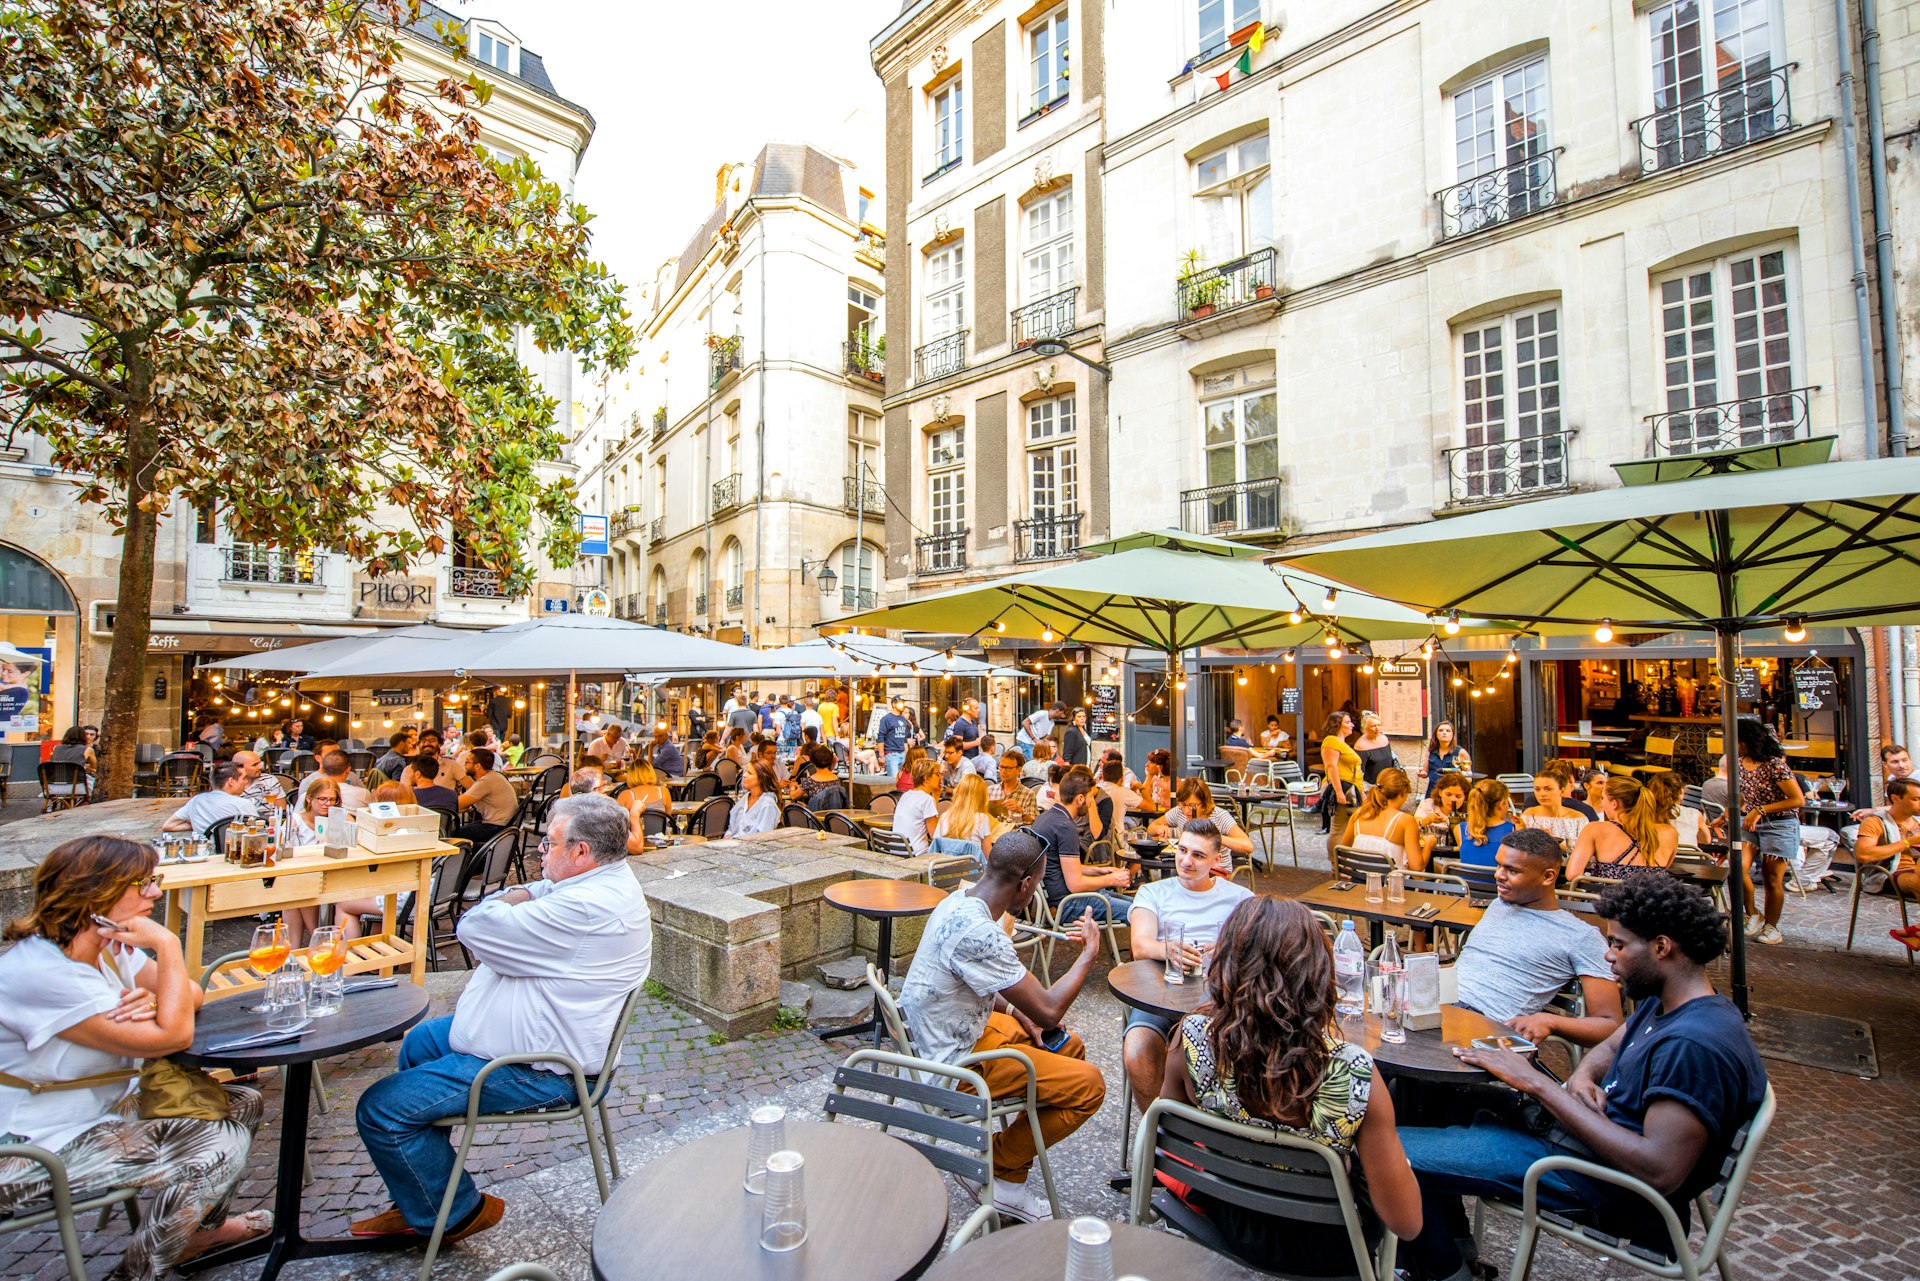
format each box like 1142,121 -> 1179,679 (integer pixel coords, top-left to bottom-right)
1404,953 -> 1443,1031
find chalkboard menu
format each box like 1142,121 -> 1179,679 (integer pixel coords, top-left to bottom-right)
1733,664 -> 1763,702
1793,663 -> 1837,710
545,682 -> 567,735
1089,684 -> 1121,741
1280,686 -> 1303,715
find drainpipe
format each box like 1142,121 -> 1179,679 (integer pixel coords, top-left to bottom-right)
1836,0 -> 1881,460
753,200 -> 768,646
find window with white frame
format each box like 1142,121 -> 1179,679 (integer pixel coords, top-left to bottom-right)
1028,6 -> 1070,114
689,549 -> 709,612
1024,190 -> 1075,302
931,81 -> 964,173
472,26 -> 516,73
847,282 -> 879,347
926,243 -> 966,338
1192,136 -> 1273,271
1655,249 -> 1800,454
1646,0 -> 1783,169
836,542 -> 880,610
1449,58 -> 1553,234
723,538 -> 745,610
1198,379 -> 1279,532
1024,397 -> 1080,559
649,567 -> 667,621
927,427 -> 966,564
1196,0 -> 1261,62
1456,306 -> 1565,503
847,412 -> 881,506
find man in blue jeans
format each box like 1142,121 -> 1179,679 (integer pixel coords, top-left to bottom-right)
1032,765 -> 1134,920
1398,874 -> 1767,1280
351,794 -> 652,1242
876,697 -> 912,778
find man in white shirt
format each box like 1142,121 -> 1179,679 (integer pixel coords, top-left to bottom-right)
800,697 -> 824,737
1121,819 -> 1253,1111
295,750 -> 370,814
584,724 -> 629,768
353,794 -> 651,1241
160,761 -> 257,835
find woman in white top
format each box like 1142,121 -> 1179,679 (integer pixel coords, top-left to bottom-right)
1521,769 -> 1589,852
283,778 -> 342,947
726,762 -> 782,837
1257,714 -> 1290,758
0,837 -> 268,1280
1338,767 -> 1425,870
932,773 -> 995,860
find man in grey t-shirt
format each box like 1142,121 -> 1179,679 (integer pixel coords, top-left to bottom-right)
1454,827 -> 1623,1048
897,830 -> 1105,1223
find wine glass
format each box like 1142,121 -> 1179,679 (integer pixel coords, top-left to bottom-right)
248,921 -> 290,976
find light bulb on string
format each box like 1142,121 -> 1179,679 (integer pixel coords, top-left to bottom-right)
1175,679 -> 1187,691
1499,668 -> 1511,679
382,715 -> 394,728
1287,610 -> 1303,626
514,698 -> 526,710
323,713 -> 335,723
1506,647 -> 1519,665
1361,661 -> 1374,675
1083,695 -> 1093,706
1236,671 -> 1248,686
1451,674 -> 1465,688
280,697 -> 292,708
994,620 -> 1007,633
351,716 -> 363,728
245,708 -> 257,718
1284,649 -> 1297,663
1422,640 -> 1435,660
1783,616 -> 1807,643
1268,663 -> 1277,673
1594,619 -> 1614,643
1470,688 -> 1482,699
1328,643 -> 1344,660
212,697 -> 224,707
299,702 -> 311,712
1041,627 -> 1055,643
1065,662 -> 1075,672
1321,587 -> 1338,612
1444,611 -> 1461,636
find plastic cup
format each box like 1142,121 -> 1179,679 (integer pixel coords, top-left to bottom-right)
759,1150 -> 807,1252
743,1104 -> 787,1193
1161,921 -> 1186,985
1366,871 -> 1383,903
1387,869 -> 1406,903
1064,1216 -> 1115,1281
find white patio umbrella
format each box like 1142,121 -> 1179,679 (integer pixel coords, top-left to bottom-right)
198,624 -> 470,677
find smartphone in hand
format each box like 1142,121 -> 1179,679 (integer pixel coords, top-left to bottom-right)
1039,1027 -> 1071,1053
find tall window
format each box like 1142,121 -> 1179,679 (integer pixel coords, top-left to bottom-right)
1026,397 -> 1080,558
1450,58 -> 1553,232
1457,306 -> 1565,502
847,282 -> 879,347
1656,250 -> 1798,453
837,542 -> 880,610
1024,190 -> 1075,301
932,82 -> 964,172
723,538 -> 745,610
653,461 -> 666,524
1200,386 -> 1279,531
648,567 -> 667,623
847,412 -> 881,502
926,243 -> 966,337
1028,6 -> 1070,113
1647,0 -> 1782,168
689,549 -> 708,612
928,426 -> 966,539
1196,0 -> 1261,62
473,28 -> 515,72
1193,136 -> 1272,267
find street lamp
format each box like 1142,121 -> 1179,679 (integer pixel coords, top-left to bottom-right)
800,559 -> 839,596
1028,338 -> 1112,377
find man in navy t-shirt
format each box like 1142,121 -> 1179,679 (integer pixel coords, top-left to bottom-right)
951,705 -> 981,759
1398,874 -> 1767,1280
876,699 -> 912,778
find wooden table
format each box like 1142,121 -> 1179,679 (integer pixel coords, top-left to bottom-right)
175,983 -> 430,1281
1344,1004 -> 1523,1084
922,1218 -> 1265,1280
819,880 -> 947,1045
589,1119 -> 946,1281
836,808 -> 895,830
160,841 -> 449,983
1295,879 -> 1466,945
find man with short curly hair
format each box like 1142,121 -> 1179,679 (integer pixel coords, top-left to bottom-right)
1397,875 -> 1768,1281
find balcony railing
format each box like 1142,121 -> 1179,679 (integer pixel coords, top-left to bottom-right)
1647,387 -> 1815,457
1437,149 -> 1562,240
449,566 -> 511,599
612,510 -> 642,537
651,407 -> 667,440
1015,511 -> 1082,563
1632,65 -> 1794,176
1013,287 -> 1078,347
843,339 -> 885,385
708,340 -> 743,390
843,475 -> 885,515
1443,430 -> 1576,507
625,592 -> 641,619
1176,247 -> 1278,321
712,472 -> 742,515
221,544 -> 323,586
916,530 -> 969,575
914,330 -> 968,383
725,585 -> 744,610
840,585 -> 877,611
1179,476 -> 1284,537
648,517 -> 665,545
694,592 -> 707,615
654,604 -> 667,625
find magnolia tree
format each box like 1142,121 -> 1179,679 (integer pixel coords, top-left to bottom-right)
0,0 -> 632,796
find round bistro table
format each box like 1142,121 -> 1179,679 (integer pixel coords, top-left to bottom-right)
921,1219 -> 1266,1281
590,1119 -> 946,1281
174,982 -> 431,1281
818,879 -> 948,1046
1106,960 -> 1213,1169
1341,1003 -> 1525,1084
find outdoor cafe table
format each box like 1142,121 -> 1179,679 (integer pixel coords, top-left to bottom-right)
160,840 -> 450,982
589,1119 -> 946,1281
1295,878 -> 1469,946
819,879 -> 947,1045
1107,959 -> 1212,1168
1120,839 -> 1176,881
1799,799 -> 1858,832
668,797 -> 706,830
836,808 -> 895,830
175,982 -> 431,1281
922,1219 -> 1266,1281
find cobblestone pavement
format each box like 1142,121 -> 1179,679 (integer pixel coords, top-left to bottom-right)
1,831 -> 1915,1279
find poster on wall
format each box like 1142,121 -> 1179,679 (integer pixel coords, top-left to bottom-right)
0,644 -> 45,734
1374,660 -> 1426,739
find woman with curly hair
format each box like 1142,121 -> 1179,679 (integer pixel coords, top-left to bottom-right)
1160,896 -> 1421,1271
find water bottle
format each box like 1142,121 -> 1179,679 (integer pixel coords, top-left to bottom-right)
1333,920 -> 1365,1018
1377,932 -> 1406,1044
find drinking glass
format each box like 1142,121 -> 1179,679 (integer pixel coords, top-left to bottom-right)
249,922 -> 290,976
743,1104 -> 787,1193
305,927 -> 347,1017
1064,1216 -> 1115,1281
758,1150 -> 807,1252
1365,871 -> 1383,903
264,967 -> 308,1031
1161,921 -> 1186,985
1387,869 -> 1406,903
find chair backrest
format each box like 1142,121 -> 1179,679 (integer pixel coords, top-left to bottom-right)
696,795 -> 733,837
535,764 -> 569,801
712,756 -> 741,788
159,755 -> 203,784
1433,857 -> 1499,899
1695,1084 -> 1777,1262
267,773 -> 297,798
868,827 -> 914,857
1402,870 -> 1469,897
1497,772 -> 1534,797
1220,745 -> 1254,776
423,805 -> 459,839
1645,735 -> 1677,756
868,790 -> 899,816
345,749 -> 374,772
133,743 -> 165,765
1131,1097 -> 1380,1279
780,801 -> 818,829
686,771 -> 723,800
639,807 -> 671,837
1333,845 -> 1396,882
475,830 -> 519,896
428,851 -> 467,914
833,740 -> 852,771
826,1046 -> 993,1191
580,985 -> 647,1106
529,753 -> 563,769
822,811 -> 865,839
864,962 -> 915,1049
927,844 -> 981,883
38,761 -> 88,793
288,752 -> 319,779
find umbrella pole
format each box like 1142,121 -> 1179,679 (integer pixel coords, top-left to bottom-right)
1718,626 -> 1751,1017
567,669 -> 578,766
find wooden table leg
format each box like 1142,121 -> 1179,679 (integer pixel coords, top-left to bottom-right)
410,852 -> 431,985
183,886 -> 208,978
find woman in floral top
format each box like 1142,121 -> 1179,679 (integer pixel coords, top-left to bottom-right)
1162,897 -> 1421,1273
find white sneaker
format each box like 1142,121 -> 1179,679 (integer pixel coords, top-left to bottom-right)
1757,925 -> 1785,945
992,1178 -> 1054,1223
1744,915 -> 1764,937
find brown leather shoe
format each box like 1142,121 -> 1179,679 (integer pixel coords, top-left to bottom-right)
443,1193 -> 505,1243
348,1206 -> 417,1238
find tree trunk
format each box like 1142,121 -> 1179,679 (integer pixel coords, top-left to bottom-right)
98,404 -> 162,801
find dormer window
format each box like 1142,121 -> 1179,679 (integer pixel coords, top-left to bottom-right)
471,23 -> 518,75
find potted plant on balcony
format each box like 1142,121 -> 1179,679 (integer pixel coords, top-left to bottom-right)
854,332 -> 885,382
1178,249 -> 1227,319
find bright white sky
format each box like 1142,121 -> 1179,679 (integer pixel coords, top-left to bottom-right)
462,0 -> 901,311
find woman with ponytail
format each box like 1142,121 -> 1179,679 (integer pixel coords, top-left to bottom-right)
1566,776 -> 1678,882
1455,778 -> 1518,867
1338,767 -> 1426,870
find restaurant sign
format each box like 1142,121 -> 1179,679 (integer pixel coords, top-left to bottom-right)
353,573 -> 436,621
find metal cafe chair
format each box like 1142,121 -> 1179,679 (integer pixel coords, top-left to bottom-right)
0,1144 -> 142,1281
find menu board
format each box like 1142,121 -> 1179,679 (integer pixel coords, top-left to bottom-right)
544,682 -> 567,735
1089,683 -> 1121,741
1793,663 -> 1837,710
1733,664 -> 1763,702
1280,686 -> 1302,715
1375,672 -> 1426,739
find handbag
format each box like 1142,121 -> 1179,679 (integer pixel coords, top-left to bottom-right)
0,1058 -> 230,1123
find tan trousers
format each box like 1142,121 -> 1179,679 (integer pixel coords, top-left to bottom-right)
970,1012 -> 1106,1182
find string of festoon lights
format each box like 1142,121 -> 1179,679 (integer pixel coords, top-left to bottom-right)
201,671 -> 546,733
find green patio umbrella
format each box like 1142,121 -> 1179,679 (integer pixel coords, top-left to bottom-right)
1282,446 -> 1920,1012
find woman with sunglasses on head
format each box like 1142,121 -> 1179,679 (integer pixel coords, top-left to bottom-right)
0,837 -> 269,1279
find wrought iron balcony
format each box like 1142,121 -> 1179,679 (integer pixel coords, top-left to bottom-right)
1443,430 -> 1576,508
914,330 -> 968,383
648,517 -> 665,545
651,407 -> 667,439
725,585 -> 744,610
1647,387 -> 1815,457
625,592 -> 640,619
1013,287 -> 1078,347
654,603 -> 667,625
840,585 -> 877,611
1179,477 -> 1284,537
612,510 -> 642,537
842,338 -> 885,385
712,472 -> 742,515
915,530 -> 969,575
708,339 -> 743,390
1015,511 -> 1082,563
1437,149 -> 1561,240
1632,65 -> 1794,176
449,566 -> 511,599
843,475 -> 885,515
694,592 -> 707,615
220,544 -> 323,586
1175,247 -> 1278,321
